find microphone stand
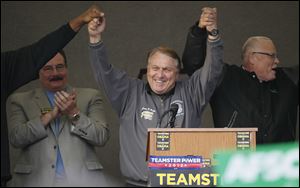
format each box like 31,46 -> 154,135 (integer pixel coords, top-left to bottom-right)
167,112 -> 177,128
156,110 -> 171,128
226,110 -> 238,128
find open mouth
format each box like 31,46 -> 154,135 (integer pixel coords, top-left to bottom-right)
271,68 -> 277,74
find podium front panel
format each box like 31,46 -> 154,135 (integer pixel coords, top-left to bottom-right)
147,128 -> 257,166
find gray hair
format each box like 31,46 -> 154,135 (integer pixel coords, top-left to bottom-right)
147,46 -> 181,70
241,36 -> 272,61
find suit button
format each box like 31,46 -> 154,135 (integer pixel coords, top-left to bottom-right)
51,164 -> 55,168
54,145 -> 57,149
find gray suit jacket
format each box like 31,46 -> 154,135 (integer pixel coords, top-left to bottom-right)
7,86 -> 110,187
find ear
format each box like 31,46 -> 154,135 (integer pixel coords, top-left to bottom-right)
248,53 -> 256,66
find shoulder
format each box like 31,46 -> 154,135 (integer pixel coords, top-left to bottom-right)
9,88 -> 40,101
76,88 -> 100,94
225,64 -> 240,70
75,88 -> 103,98
222,64 -> 241,74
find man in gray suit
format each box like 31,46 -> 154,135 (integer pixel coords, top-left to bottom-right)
7,50 -> 110,187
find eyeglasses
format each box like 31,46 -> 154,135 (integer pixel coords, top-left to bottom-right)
252,51 -> 278,61
42,64 -> 66,73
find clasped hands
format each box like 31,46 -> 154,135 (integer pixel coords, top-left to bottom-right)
199,7 -> 217,31
41,90 -> 79,127
54,90 -> 79,118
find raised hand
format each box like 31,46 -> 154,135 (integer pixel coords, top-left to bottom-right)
198,7 -> 217,31
88,15 -> 106,43
69,4 -> 104,32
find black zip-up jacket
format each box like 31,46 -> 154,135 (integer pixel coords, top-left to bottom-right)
1,23 -> 76,183
182,23 -> 299,144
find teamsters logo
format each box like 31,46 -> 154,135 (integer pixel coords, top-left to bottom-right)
148,156 -> 220,186
141,107 -> 156,120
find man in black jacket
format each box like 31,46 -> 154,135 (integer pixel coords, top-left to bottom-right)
1,5 -> 103,186
182,7 -> 299,144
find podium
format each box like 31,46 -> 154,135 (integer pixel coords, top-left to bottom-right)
146,128 -> 258,186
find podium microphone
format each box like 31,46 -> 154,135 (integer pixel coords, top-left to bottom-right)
157,103 -> 179,128
167,103 -> 179,128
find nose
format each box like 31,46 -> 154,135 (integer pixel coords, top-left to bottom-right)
274,57 -> 280,64
157,69 -> 164,77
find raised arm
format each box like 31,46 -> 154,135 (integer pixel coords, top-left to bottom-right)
182,7 -> 218,76
1,5 -> 104,94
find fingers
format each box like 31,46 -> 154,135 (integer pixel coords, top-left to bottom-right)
201,12 -> 216,22
55,91 -> 68,103
78,4 -> 105,26
89,17 -> 105,31
93,18 -> 100,24
54,91 -> 77,113
199,7 -> 217,28
90,18 -> 100,28
69,89 -> 77,102
54,94 -> 66,111
87,5 -> 105,21
93,16 -> 105,26
201,13 -> 216,23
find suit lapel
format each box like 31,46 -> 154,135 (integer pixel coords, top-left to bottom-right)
33,88 -> 57,136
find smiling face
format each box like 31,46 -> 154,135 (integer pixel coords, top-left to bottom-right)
146,49 -> 179,95
39,53 -> 68,92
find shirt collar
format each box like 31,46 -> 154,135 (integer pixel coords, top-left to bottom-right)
241,65 -> 262,82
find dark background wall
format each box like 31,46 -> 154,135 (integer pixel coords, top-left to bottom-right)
1,1 -> 299,186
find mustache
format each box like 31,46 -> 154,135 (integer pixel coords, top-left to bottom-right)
49,76 -> 63,81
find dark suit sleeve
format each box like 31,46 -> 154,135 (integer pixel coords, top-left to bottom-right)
182,22 -> 207,76
1,23 -> 77,94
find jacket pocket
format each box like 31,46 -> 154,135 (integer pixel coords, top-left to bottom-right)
14,164 -> 32,174
85,161 -> 104,171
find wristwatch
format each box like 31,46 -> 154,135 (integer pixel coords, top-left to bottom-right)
207,29 -> 219,37
71,111 -> 80,122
